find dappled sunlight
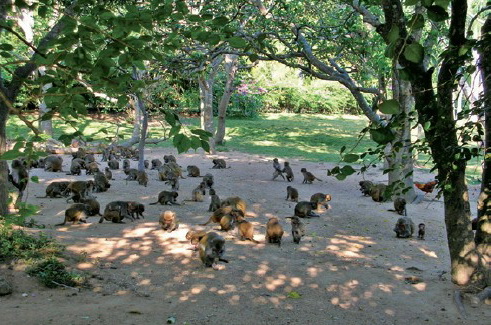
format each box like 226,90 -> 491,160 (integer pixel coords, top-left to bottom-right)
324,234 -> 376,260
419,247 -> 438,258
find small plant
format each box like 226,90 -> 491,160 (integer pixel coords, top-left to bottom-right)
27,257 -> 85,288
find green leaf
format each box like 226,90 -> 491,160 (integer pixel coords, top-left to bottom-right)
212,16 -> 229,26
0,44 -> 14,51
403,43 -> 424,63
387,25 -> 400,43
0,150 -> 23,160
190,129 -> 212,138
378,99 -> 400,114
38,5 -> 48,18
287,291 -> 302,299
405,0 -> 420,5
408,14 -> 425,30
248,54 -> 259,62
343,154 -> 359,163
30,176 -> 39,183
340,165 -> 356,176
200,139 -> 210,153
370,127 -> 395,145
228,37 -> 247,48
427,5 -> 449,22
335,174 -> 347,181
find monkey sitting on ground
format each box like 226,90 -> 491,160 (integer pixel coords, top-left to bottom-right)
266,217 -> 284,246
294,201 -> 320,218
9,159 -> 29,201
163,155 -> 176,163
65,180 -> 95,203
219,209 -> 244,232
123,159 -> 130,170
125,168 -> 138,181
127,201 -> 145,219
79,198 -> 102,216
186,230 -> 207,250
282,161 -> 294,182
200,206 -> 238,226
208,188 -> 221,212
94,172 -> 111,193
108,159 -> 120,170
165,171 -> 179,191
370,183 -> 388,202
199,232 -> 229,268
310,193 -> 332,210
272,158 -> 285,181
184,182 -> 206,202
288,216 -> 305,244
66,160 -> 82,176
203,173 -> 214,188
212,159 -> 227,169
236,215 -> 259,243
187,165 -> 201,177
394,217 -> 415,238
44,155 -> 63,172
56,204 -> 89,226
101,201 -> 133,223
137,170 -> 148,187
417,223 -> 425,240
300,168 -> 322,184
388,197 -> 407,216
144,160 -> 149,169
151,159 -> 162,170
149,191 -> 180,205
159,210 -> 179,232
99,209 -> 125,224
359,180 -> 374,196
286,186 -> 299,202
220,196 -> 247,214
84,153 -> 96,164
104,167 -> 113,180
38,181 -> 71,198
85,161 -> 100,175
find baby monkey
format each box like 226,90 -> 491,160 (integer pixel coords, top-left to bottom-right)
417,223 -> 425,240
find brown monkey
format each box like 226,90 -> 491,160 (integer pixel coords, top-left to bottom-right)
9,159 -> 29,200
165,171 -> 179,191
144,159 -> 149,169
187,165 -> 201,177
300,168 -> 322,184
272,158 -> 285,180
282,161 -> 294,182
44,155 -> 63,172
66,160 -> 82,176
266,217 -> 284,246
149,191 -> 179,205
151,159 -> 162,170
137,170 -> 148,187
220,214 -> 236,231
359,180 -> 374,196
163,155 -> 177,163
125,168 -> 138,180
84,153 -> 96,164
185,183 -> 206,202
394,217 -> 415,238
417,223 -> 425,240
104,167 -> 113,180
289,216 -> 305,244
103,201 -> 133,221
108,159 -> 119,170
79,198 -> 102,216
186,230 -> 207,250
73,147 -> 86,159
370,184 -> 388,202
199,232 -> 229,268
294,201 -> 320,218
166,161 -> 185,179
127,201 -> 145,219
220,196 -> 246,214
208,188 -> 221,212
212,158 -> 227,169
71,158 -> 86,169
388,197 -> 407,216
236,215 -> 259,243
202,173 -> 214,188
123,159 -> 130,170
65,181 -> 94,203
286,186 -> 299,202
310,193 -> 332,210
86,161 -> 100,175
94,172 -> 111,192
38,181 -> 71,198
37,158 -> 46,169
159,210 -> 179,232
200,206 -> 236,226
99,209 -> 124,224
56,204 -> 89,226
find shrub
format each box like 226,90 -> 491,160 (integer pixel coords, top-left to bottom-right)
26,257 -> 84,288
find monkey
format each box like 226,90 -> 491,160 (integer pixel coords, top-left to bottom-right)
220,214 -> 236,231
294,201 -> 320,218
212,158 -> 227,169
44,155 -> 63,172
56,204 -> 89,226
184,182 -> 206,202
94,172 -> 111,193
310,193 -> 332,210
359,180 -> 374,196
266,217 -> 284,246
286,186 -> 299,202
370,183 -> 388,202
202,173 -> 214,188
84,153 -> 96,164
103,201 -> 134,222
282,161 -> 294,182
99,209 -> 125,224
394,217 -> 415,238
37,158 -> 46,169
159,210 -> 179,232
208,188 -> 221,212
104,167 -> 113,180
73,147 -> 86,160
198,232 -> 229,268
149,191 -> 180,205
125,168 -> 138,181
137,170 -> 148,187
200,206 -> 238,226
220,196 -> 247,214
108,159 -> 119,170
144,159 -> 149,169
151,159 -> 162,170
272,158 -> 285,180
187,165 -> 201,177
417,223 -> 425,240
388,197 -> 407,216
85,161 -> 100,175
186,230 -> 207,250
123,159 -> 130,170
163,155 -> 176,163
9,159 -> 29,201
71,157 -> 87,170
165,171 -> 179,191
79,198 -> 102,216
288,216 -> 305,244
127,201 -> 145,219
300,168 -> 322,184
166,161 -> 185,179
236,215 -> 259,243
65,180 -> 94,203
37,181 -> 71,198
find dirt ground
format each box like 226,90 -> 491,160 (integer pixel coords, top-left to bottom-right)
1,148 -> 490,325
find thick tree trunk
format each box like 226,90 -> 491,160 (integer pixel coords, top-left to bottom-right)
136,95 -> 147,172
215,54 -> 238,146
0,102 -> 8,216
199,76 -> 216,154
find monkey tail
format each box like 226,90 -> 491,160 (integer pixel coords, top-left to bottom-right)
218,257 -> 229,263
315,177 -> 323,181
149,201 -> 159,205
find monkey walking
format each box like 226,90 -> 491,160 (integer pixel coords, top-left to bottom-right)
187,165 -> 201,177
294,201 -> 320,218
272,158 -> 285,181
212,159 -> 228,169
287,216 -> 305,244
37,181 -> 71,198
149,191 -> 180,205
310,193 -> 332,210
300,168 -> 322,184
417,223 -> 425,240
9,159 -> 29,203
56,204 -> 89,226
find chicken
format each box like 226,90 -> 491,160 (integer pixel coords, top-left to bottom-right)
414,180 -> 438,194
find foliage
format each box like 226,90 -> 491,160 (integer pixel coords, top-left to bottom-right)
26,257 -> 85,288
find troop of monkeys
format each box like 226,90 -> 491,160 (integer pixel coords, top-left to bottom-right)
359,180 -> 425,240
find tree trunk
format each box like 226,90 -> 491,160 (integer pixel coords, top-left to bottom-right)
38,70 -> 53,136
0,102 -> 8,216
215,54 -> 238,146
136,95 -> 147,172
199,76 -> 216,154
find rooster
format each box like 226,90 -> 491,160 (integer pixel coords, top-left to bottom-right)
414,180 -> 438,194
